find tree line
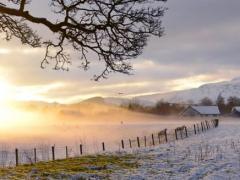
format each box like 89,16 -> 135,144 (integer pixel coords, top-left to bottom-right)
199,95 -> 240,114
123,94 -> 240,115
122,100 -> 185,115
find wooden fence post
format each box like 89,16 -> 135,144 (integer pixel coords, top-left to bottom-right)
158,133 -> 161,144
80,144 -> 83,155
185,126 -> 188,137
129,139 -> 132,148
175,129 -> 178,140
65,146 -> 68,159
165,129 -> 168,143
214,119 -> 217,127
152,134 -> 155,146
197,124 -> 200,133
205,121 -> 209,130
203,122 -> 206,131
102,142 -> 105,151
34,148 -> 37,163
144,136 -> 147,147
194,124 -> 197,134
15,148 -> 19,166
121,140 -> 124,149
215,119 -> 219,127
52,146 -> 55,161
137,137 -> 140,148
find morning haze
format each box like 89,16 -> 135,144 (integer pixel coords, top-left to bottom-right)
0,1 -> 239,179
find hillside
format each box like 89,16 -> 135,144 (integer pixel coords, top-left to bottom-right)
13,77 -> 240,109
136,78 -> 240,104
82,77 -> 240,106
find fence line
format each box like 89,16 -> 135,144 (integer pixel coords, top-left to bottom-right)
5,119 -> 220,167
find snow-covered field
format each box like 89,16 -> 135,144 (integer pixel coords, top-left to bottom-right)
111,118 -> 240,180
1,117 -> 239,179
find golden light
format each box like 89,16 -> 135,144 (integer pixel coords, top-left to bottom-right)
0,79 -> 34,130
0,79 -> 19,129
0,104 -> 39,131
169,75 -> 226,91
0,79 -> 12,105
14,82 -> 65,102
0,48 -> 11,54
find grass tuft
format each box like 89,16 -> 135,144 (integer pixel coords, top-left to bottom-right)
0,154 -> 138,179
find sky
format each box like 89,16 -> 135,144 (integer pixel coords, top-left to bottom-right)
0,0 -> 240,104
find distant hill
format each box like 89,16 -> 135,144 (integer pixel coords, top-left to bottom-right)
81,96 -> 105,104
85,77 -> 240,106
135,77 -> 240,104
14,77 -> 240,109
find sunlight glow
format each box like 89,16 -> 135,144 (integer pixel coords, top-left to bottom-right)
169,76 -> 226,91
15,82 -> 65,102
0,104 -> 39,130
0,48 -> 11,54
0,79 -> 13,104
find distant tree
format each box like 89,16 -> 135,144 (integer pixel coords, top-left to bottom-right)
154,101 -> 171,115
199,97 -> 213,106
216,94 -> 226,114
153,101 -> 184,115
169,103 -> 185,115
124,99 -> 145,112
226,96 -> 240,113
123,99 -> 184,115
227,96 -> 240,106
0,0 -> 167,80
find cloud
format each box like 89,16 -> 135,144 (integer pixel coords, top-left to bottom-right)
0,0 -> 240,103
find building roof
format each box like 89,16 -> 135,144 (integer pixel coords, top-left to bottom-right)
232,106 -> 240,113
191,105 -> 220,115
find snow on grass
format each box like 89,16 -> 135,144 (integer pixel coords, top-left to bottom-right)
111,118 -> 240,180
1,118 -> 239,179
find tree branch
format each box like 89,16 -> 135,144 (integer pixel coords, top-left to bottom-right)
20,0 -> 26,11
0,0 -> 167,80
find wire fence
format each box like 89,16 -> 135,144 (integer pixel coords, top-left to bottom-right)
0,119 -> 219,167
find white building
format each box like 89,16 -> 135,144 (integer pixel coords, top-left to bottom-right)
231,107 -> 240,117
181,105 -> 220,117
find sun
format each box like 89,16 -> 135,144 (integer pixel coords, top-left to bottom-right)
0,79 -> 36,129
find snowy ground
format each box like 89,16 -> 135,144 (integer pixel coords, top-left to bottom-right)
1,118 -> 239,180
111,118 -> 240,180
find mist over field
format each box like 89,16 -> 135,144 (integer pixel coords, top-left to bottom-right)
0,101 -> 198,150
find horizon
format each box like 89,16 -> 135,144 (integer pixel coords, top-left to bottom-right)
1,76 -> 236,105
3,76 -> 239,106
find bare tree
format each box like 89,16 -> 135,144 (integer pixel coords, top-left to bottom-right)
199,97 -> 213,106
0,0 -> 167,80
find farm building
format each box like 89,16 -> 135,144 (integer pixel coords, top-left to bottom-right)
231,107 -> 240,117
181,105 -> 220,117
